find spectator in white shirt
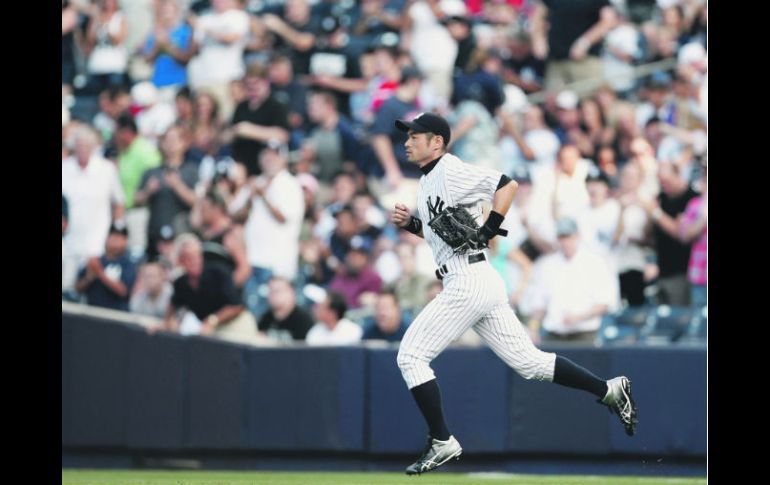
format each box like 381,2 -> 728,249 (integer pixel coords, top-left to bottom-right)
527,217 -> 615,345
62,126 -> 125,292
306,291 -> 363,346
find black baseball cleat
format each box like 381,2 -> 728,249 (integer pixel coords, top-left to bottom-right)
405,435 -> 462,475
600,376 -> 638,436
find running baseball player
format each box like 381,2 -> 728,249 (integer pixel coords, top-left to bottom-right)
391,112 -> 638,475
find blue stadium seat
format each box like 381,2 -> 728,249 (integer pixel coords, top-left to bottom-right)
642,305 -> 693,343
685,305 -> 707,341
600,307 -> 651,345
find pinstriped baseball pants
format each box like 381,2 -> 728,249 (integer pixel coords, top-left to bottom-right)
397,261 -> 556,389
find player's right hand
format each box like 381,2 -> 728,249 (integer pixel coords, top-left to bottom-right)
392,203 -> 411,228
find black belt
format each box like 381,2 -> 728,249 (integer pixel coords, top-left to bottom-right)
435,253 -> 486,280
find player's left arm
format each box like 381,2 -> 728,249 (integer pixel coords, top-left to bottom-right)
490,176 -> 518,218
477,176 -> 518,245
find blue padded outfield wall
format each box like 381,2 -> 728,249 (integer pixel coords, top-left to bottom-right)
62,313 -> 706,462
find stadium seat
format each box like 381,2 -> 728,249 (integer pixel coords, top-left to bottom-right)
641,305 -> 692,343
600,307 -> 651,345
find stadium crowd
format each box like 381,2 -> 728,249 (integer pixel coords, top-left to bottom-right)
62,0 -> 707,346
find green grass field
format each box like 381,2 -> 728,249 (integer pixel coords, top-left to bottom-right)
61,470 -> 707,485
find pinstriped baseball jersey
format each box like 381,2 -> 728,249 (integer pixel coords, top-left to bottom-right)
397,151 -> 557,391
418,153 -> 503,267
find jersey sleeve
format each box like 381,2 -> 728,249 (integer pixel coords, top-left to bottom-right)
446,159 -> 503,205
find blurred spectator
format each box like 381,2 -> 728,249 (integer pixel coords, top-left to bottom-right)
342,47 -> 381,126
613,162 -> 652,307
635,72 -> 675,130
679,162 -> 707,310
174,87 -> 195,131
134,125 -> 199,258
593,84 -> 635,139
187,0 -> 250,121
226,62 -> 290,177
313,171 -> 358,242
155,224 -> 179,269
130,261 -> 173,319
602,21 -> 641,95
447,98 -> 500,170
367,43 -> 405,108
352,192 -> 386,239
306,290 -> 363,346
62,0 -> 80,95
551,90 -> 586,149
502,29 -> 545,94
328,205 -> 361,263
547,143 -> 591,221
531,0 -> 619,92
75,221 -> 137,312
392,243 -> 433,312
190,189 -> 251,290
189,91 -> 224,161
268,53 -> 310,142
114,113 -> 162,210
234,141 -> 304,318
362,289 -> 409,342
406,0 -> 458,102
130,81 -> 178,145
258,276 -> 314,342
114,113 -> 162,253
645,162 -> 698,306
329,246 -> 384,309
578,168 -> 620,260
596,146 -> 619,184
84,0 -> 129,92
370,66 -> 425,187
499,103 -> 560,175
166,234 -> 264,345
306,90 -> 363,183
62,126 -> 125,292
451,48 -> 505,117
627,136 -> 660,202
351,0 -> 406,55
92,85 -> 131,143
528,217 -> 615,344
141,0 -> 194,93
259,0 -> 319,76
578,97 -> 614,159
440,2 -> 476,75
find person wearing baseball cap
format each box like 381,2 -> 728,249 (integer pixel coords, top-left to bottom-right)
74,219 -> 138,312
395,112 -> 452,147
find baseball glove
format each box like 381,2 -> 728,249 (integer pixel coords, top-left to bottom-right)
427,206 -> 486,254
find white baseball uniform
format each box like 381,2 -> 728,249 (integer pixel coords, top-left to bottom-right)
397,153 -> 557,389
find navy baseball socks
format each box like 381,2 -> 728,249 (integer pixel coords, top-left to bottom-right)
552,355 -> 608,397
553,356 -> 638,436
410,379 -> 451,441
405,379 -> 463,475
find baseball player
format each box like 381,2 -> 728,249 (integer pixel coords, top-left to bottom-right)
391,112 -> 638,475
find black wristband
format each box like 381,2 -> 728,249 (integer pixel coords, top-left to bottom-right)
484,210 -> 505,234
403,216 -> 423,235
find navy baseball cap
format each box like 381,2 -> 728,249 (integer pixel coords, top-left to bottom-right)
395,112 -> 451,145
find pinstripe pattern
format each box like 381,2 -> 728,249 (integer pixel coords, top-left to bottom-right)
397,153 -> 556,389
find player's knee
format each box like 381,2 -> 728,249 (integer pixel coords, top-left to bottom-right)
396,348 -> 413,373
517,366 -> 542,381
515,353 -> 555,381
397,347 -> 424,374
